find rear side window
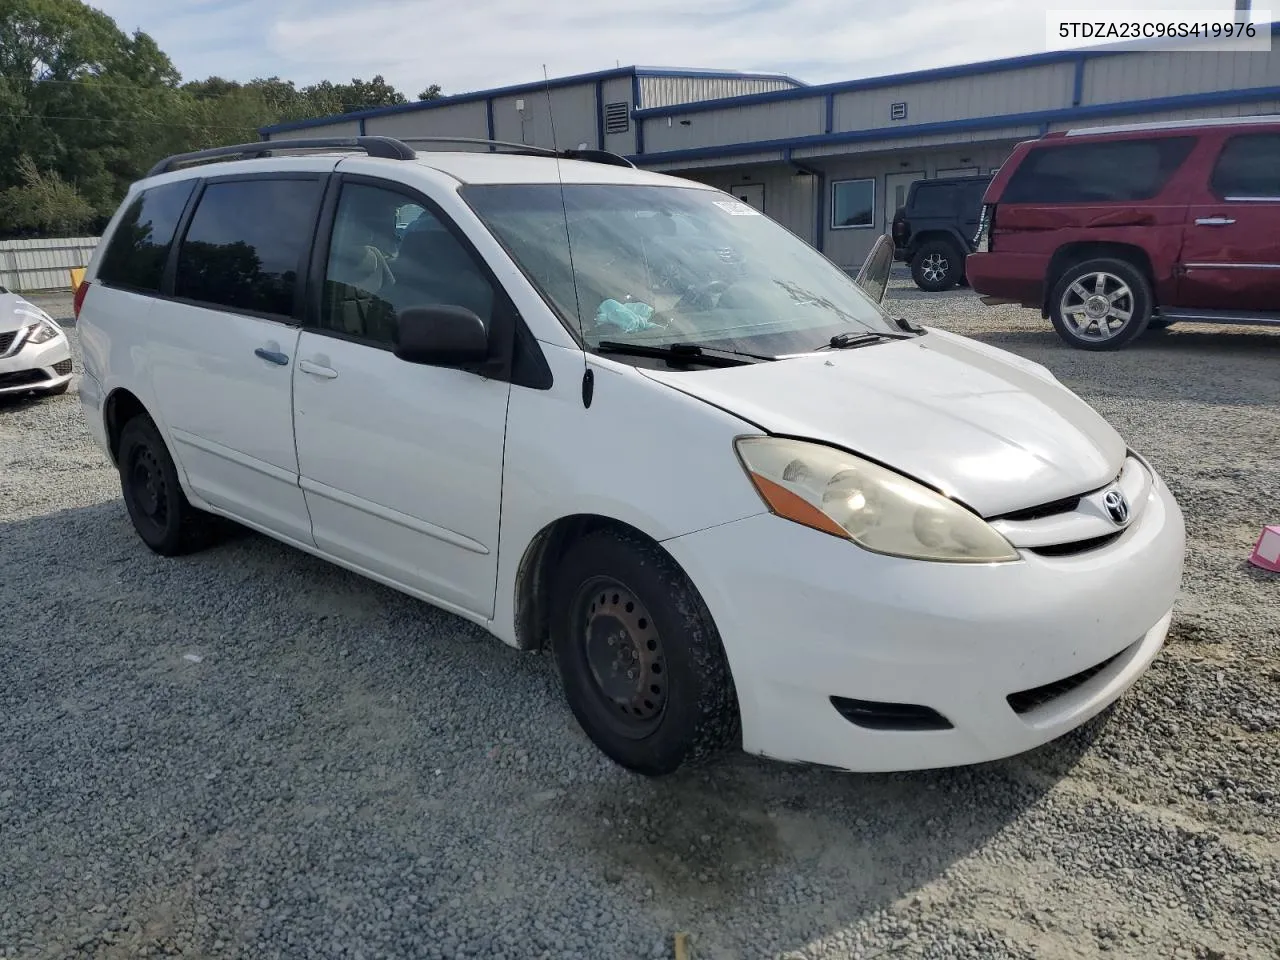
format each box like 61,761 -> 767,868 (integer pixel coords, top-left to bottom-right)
97,180 -> 195,293
174,178 -> 323,318
1001,137 -> 1196,204
1211,133 -> 1280,199
911,184 -> 957,217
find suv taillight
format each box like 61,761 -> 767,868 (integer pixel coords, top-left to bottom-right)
974,204 -> 997,253
73,279 -> 90,319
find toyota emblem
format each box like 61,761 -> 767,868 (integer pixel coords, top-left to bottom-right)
1104,489 -> 1131,525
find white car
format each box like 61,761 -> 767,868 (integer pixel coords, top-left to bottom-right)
0,286 -> 74,398
74,136 -> 1185,777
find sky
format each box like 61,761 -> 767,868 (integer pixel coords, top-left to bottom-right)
90,0 -> 1264,97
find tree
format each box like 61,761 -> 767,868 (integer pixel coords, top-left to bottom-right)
0,0 -> 180,216
418,84 -> 442,101
302,75 -> 407,115
0,155 -> 94,235
0,0 -> 441,237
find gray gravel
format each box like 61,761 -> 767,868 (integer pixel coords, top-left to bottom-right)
1,288 -> 1278,960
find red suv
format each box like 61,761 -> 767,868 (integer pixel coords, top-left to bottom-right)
966,116 -> 1280,350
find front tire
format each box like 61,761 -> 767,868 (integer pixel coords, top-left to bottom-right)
117,414 -> 214,556
550,530 -> 739,776
910,240 -> 962,292
1049,258 -> 1153,351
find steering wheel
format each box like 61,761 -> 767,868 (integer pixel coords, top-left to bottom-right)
672,279 -> 730,313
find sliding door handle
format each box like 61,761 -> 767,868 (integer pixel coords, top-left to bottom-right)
299,360 -> 338,380
1194,217 -> 1236,226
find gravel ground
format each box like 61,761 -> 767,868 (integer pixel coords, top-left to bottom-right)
1,287 -> 1278,960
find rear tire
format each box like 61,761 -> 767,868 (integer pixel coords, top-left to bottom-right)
117,414 -> 215,556
1048,258 -> 1153,351
550,529 -> 739,777
910,240 -> 962,292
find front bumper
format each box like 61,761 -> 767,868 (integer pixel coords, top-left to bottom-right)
663,470 -> 1185,773
0,333 -> 73,396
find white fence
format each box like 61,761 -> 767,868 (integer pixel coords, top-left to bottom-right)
0,237 -> 100,293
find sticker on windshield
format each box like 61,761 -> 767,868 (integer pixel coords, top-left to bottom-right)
713,200 -> 761,216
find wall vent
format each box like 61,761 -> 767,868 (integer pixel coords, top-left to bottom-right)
604,101 -> 631,134
890,102 -> 908,121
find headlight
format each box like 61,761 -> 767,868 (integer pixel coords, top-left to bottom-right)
734,437 -> 1020,563
20,313 -> 62,345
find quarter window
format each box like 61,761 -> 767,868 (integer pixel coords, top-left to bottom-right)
174,178 -> 322,317
97,180 -> 195,294
1001,137 -> 1196,204
321,183 -> 495,347
1211,133 -> 1280,199
831,179 -> 876,229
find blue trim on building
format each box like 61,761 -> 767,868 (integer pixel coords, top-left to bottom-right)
626,84 -> 1280,166
485,99 -> 496,151
824,93 -> 834,135
357,117 -> 366,135
631,72 -> 645,154
594,79 -> 605,150
814,170 -> 826,253
631,22 -> 1280,120
1072,58 -> 1085,107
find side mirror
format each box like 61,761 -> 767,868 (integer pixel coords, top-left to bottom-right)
854,233 -> 895,305
395,305 -> 490,366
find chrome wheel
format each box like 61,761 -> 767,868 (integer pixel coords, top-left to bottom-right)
920,252 -> 950,283
1059,271 -> 1135,342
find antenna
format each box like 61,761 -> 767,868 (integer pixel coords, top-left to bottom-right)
542,64 -> 592,403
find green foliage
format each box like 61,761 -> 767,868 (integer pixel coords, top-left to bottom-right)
0,154 -> 95,233
0,0 -> 441,238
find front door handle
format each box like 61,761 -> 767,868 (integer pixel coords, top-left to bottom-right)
299,360 -> 338,380
1194,217 -> 1236,226
254,347 -> 290,365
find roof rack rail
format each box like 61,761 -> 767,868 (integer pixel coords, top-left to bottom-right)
396,136 -> 636,168
146,136 -> 417,177
1063,115 -> 1280,137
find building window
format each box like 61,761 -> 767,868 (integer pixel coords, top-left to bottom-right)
831,179 -> 876,230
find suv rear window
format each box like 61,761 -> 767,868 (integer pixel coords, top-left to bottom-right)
97,180 -> 196,293
174,178 -> 323,317
1211,133 -> 1280,199
1001,137 -> 1196,204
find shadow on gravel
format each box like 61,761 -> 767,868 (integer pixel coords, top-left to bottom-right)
1,500 -> 1106,959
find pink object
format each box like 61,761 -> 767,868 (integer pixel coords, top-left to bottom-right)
1249,525 -> 1280,573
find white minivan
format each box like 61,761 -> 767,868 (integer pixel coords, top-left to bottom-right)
76,136 -> 1185,777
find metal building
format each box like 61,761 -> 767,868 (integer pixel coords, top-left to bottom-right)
261,26 -> 1280,271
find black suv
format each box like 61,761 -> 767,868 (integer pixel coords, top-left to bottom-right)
891,175 -> 992,292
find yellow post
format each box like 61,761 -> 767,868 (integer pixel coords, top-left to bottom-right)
69,267 -> 86,292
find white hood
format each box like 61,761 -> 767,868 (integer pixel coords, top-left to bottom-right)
639,328 -> 1126,518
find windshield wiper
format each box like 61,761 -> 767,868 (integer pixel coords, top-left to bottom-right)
820,330 -> 914,350
596,340 -> 773,367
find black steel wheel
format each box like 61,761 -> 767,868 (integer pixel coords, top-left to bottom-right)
117,414 -> 214,556
550,529 -> 739,776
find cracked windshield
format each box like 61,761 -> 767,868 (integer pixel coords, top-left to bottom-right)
463,183 -> 906,357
